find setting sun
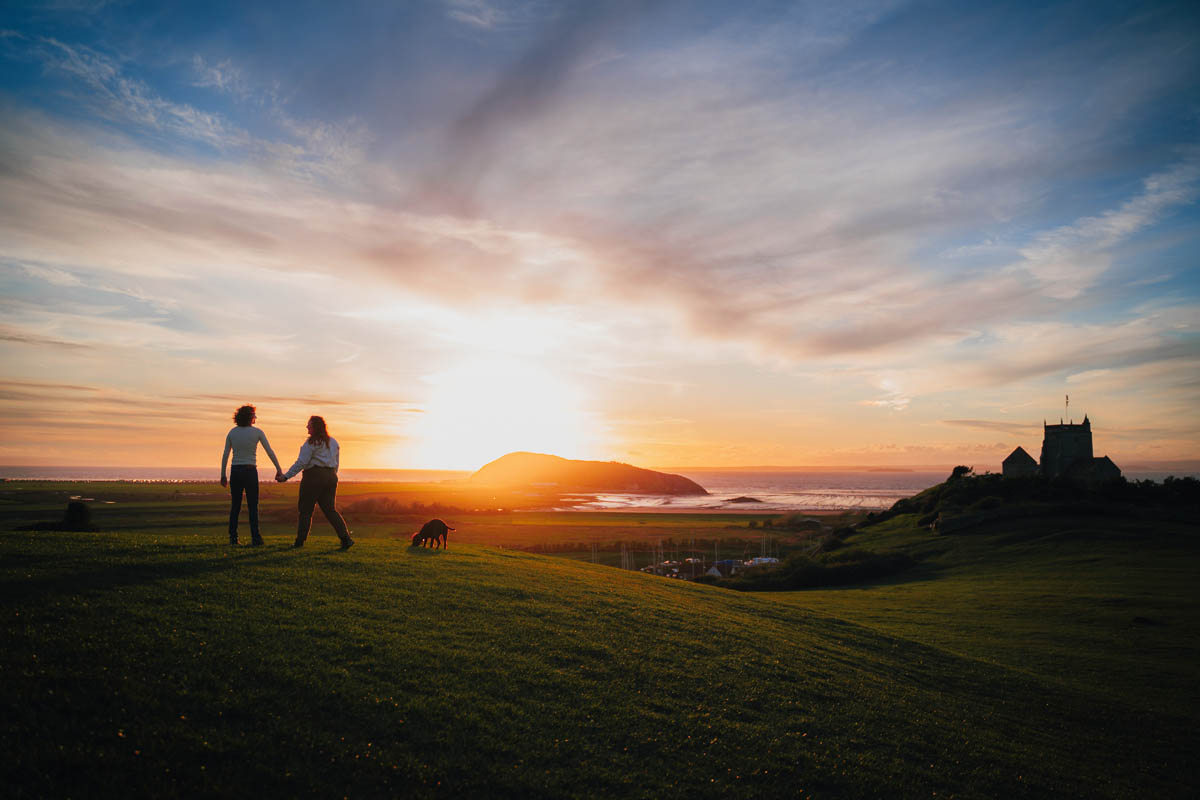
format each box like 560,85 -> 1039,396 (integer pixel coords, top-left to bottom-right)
403,356 -> 601,471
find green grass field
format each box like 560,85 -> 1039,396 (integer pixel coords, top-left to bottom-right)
1,483 -> 1196,798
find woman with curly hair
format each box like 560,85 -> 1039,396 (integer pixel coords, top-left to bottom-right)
278,415 -> 354,550
220,405 -> 284,546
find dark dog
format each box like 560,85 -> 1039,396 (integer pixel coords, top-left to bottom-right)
411,518 -> 454,550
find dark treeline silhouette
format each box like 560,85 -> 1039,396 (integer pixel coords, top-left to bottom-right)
339,497 -> 466,518
869,468 -> 1200,531
700,470 -> 1199,592
700,546 -> 915,592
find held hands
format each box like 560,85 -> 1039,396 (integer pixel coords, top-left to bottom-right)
275,470 -> 286,483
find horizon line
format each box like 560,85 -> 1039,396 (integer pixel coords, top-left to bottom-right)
3,460 -> 1199,472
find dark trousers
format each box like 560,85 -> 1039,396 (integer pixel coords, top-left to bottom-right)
228,465 -> 260,544
296,467 -> 350,544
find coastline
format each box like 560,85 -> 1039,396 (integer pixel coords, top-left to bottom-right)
4,465 -> 1195,514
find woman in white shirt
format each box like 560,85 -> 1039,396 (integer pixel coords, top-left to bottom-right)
220,405 -> 284,546
278,415 -> 354,550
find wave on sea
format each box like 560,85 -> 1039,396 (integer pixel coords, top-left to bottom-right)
551,470 -> 952,511
553,467 -> 1199,511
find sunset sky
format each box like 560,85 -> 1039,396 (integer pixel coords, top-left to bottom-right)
1,1 -> 1197,471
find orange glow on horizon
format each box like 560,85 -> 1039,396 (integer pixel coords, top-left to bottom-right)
399,356 -> 602,471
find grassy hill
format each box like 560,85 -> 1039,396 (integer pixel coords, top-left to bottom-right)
2,486 -> 1197,797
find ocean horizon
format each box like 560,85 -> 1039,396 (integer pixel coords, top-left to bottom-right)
3,464 -> 1194,512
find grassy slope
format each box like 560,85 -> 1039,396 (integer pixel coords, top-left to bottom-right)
773,513 -> 1200,716
3,521 -> 1196,798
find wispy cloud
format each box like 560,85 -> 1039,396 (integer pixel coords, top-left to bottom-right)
1014,155 -> 1200,299
0,325 -> 91,349
444,0 -> 516,30
940,419 -> 1041,436
25,35 -> 246,148
2,33 -> 372,183
191,55 -> 255,102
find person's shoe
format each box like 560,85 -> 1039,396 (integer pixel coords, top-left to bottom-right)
339,538 -> 355,551
290,540 -> 304,549
230,539 -> 241,546
251,538 -> 264,547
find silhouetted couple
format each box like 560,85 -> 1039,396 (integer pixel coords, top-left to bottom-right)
220,406 -> 354,550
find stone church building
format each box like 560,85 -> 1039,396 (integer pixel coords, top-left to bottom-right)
1003,416 -> 1122,484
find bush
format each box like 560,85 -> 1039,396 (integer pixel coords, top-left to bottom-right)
719,547 -> 914,591
776,514 -> 823,531
341,497 -> 463,518
816,533 -> 844,552
21,501 -> 99,532
969,496 -> 1003,513
882,470 -> 1200,526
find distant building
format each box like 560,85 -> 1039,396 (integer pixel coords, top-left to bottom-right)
1003,414 -> 1121,485
1064,454 -> 1122,486
1002,446 -> 1038,478
1041,417 -> 1095,478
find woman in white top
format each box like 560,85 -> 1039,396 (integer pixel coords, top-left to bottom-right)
220,405 -> 284,546
277,415 -> 354,550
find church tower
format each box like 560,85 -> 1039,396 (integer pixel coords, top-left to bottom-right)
1040,416 -> 1094,478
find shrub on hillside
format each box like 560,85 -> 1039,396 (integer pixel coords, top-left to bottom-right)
816,532 -> 844,552
341,497 -> 464,518
718,547 -> 914,591
969,496 -> 1004,513
776,514 -> 824,531
874,470 -> 1200,534
20,501 -> 99,532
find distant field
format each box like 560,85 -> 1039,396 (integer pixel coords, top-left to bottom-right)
0,481 -> 828,550
1,482 -> 1197,797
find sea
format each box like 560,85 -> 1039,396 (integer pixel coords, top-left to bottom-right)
2,465 -> 1193,512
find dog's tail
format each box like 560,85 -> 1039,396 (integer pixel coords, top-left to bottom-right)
446,526 -> 456,532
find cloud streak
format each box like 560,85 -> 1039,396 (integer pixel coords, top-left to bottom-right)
1015,156 -> 1200,298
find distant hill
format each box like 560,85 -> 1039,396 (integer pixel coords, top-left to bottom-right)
469,452 -> 708,495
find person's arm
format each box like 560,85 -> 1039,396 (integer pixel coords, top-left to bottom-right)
281,441 -> 312,481
220,433 -> 232,487
259,430 -> 283,476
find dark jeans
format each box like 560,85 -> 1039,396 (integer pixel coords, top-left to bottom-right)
296,467 -> 350,545
228,465 -> 260,544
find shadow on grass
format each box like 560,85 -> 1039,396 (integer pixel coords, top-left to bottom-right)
790,559 -> 946,592
404,546 -> 445,557
0,546 -> 297,601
